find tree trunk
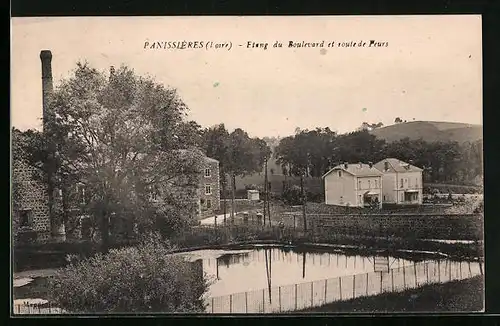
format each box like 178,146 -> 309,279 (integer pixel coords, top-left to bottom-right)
231,173 -> 235,223
300,174 -> 307,231
99,206 -> 110,253
263,159 -> 268,225
222,176 -> 227,225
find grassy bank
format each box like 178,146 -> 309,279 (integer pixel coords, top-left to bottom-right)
296,275 -> 484,313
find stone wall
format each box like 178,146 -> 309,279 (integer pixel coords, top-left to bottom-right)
12,159 -> 51,243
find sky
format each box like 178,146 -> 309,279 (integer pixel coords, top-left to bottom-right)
11,16 -> 482,138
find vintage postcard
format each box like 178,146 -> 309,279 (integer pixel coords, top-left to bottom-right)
11,15 -> 483,315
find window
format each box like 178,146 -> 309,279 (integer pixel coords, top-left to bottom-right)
19,210 -> 31,227
338,171 -> 342,177
206,199 -> 212,209
383,195 -> 386,201
416,178 -> 418,187
205,168 -> 211,178
400,178 -> 404,188
375,179 -> 378,188
359,195 -> 362,203
358,180 -> 362,189
368,180 -> 371,188
205,185 -> 212,195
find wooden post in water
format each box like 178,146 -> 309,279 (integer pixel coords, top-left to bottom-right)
426,263 -> 429,284
468,261 -> 472,277
245,292 -> 248,313
212,298 -> 214,313
460,261 -> 462,279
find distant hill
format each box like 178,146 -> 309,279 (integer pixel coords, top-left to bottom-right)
370,121 -> 482,143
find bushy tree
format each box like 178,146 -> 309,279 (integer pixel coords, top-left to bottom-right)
48,234 -> 210,313
19,63 -> 204,250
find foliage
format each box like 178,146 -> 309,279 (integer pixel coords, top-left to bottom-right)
17,63 -> 204,249
274,128 -> 482,185
47,234 -> 210,313
282,185 -> 303,205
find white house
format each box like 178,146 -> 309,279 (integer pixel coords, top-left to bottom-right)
322,162 -> 383,208
373,158 -> 423,205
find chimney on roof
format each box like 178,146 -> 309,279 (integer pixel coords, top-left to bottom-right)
110,66 -> 115,80
40,50 -> 54,132
344,162 -> 348,169
384,161 -> 389,171
368,161 -> 373,168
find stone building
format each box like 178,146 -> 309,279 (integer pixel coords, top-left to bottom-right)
199,157 -> 221,218
12,158 -> 52,243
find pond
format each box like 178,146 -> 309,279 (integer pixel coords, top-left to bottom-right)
177,246 -> 483,313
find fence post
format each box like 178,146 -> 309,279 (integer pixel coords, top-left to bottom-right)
311,282 -> 314,307
245,292 -> 248,313
449,260 -> 452,281
279,286 -> 282,312
353,275 -> 356,299
212,297 -> 214,313
230,294 -> 233,313
262,289 -> 265,313
339,277 -> 342,300
324,279 -> 328,303
295,284 -> 298,310
438,260 -> 441,282
366,273 -> 369,296
380,271 -> 383,293
468,261 -> 472,277
391,268 -> 394,292
414,264 -> 418,287
459,261 -> 462,279
403,265 -> 406,289
479,261 -> 483,276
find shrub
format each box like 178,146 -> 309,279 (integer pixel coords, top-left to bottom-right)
47,233 -> 210,313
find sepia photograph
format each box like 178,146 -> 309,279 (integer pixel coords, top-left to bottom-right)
10,15 -> 483,315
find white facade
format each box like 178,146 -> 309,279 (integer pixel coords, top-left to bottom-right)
374,158 -> 423,205
323,164 -> 383,208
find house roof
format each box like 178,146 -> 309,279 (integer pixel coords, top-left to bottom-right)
176,149 -> 219,163
322,163 -> 383,178
374,158 -> 423,173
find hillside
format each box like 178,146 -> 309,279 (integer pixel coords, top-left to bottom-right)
370,121 -> 482,143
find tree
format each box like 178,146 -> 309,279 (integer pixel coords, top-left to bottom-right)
48,234 -> 209,313
226,129 -> 270,220
394,117 -> 402,124
25,63 -> 204,251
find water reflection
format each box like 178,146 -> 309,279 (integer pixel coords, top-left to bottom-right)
189,248 -> 416,297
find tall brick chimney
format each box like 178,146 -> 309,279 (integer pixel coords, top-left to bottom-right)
40,50 -> 54,132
